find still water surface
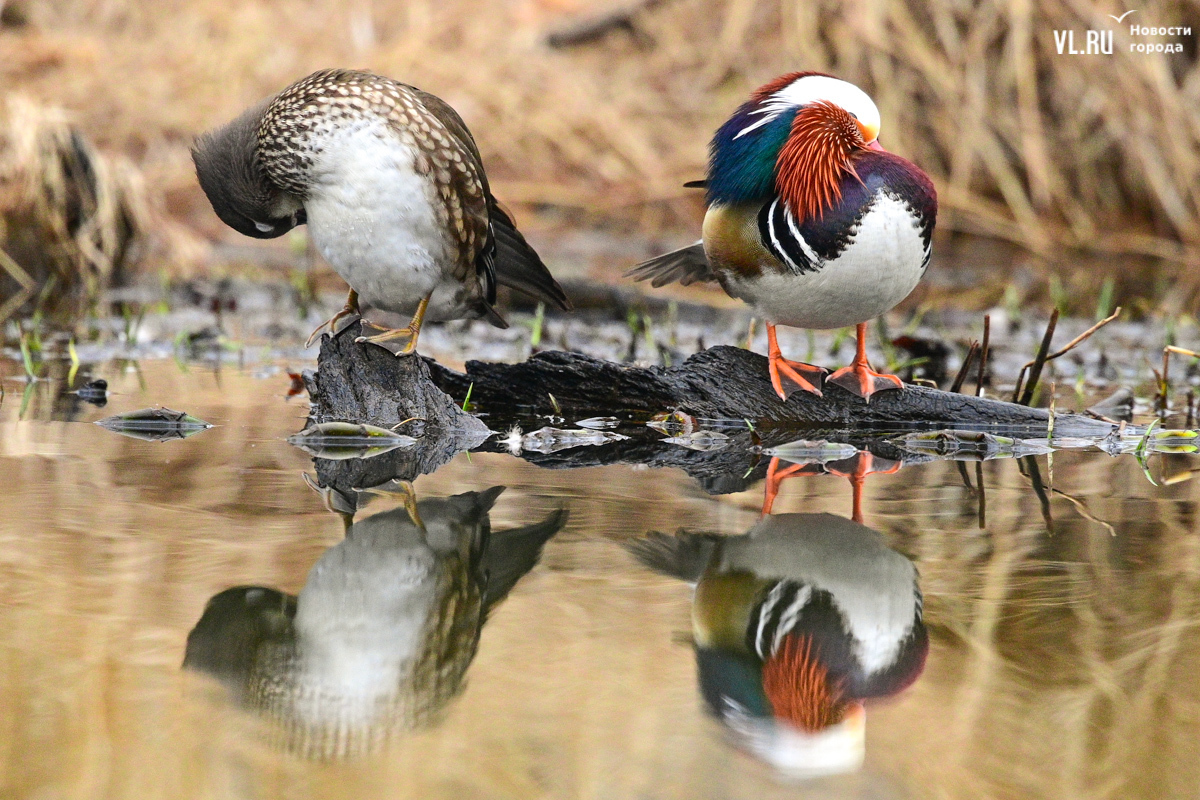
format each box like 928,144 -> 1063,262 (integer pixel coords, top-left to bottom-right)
2,358 -> 1199,800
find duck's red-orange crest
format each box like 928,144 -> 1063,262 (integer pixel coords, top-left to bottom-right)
775,101 -> 864,224
762,634 -> 845,732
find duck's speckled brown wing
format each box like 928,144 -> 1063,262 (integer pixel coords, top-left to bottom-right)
259,69 -> 569,315
412,86 -> 569,311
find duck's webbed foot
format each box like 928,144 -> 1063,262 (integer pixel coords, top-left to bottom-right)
826,322 -> 903,402
355,294 -> 431,356
306,289 -> 361,348
766,322 -> 827,401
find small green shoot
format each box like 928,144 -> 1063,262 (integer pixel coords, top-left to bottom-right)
18,333 -> 40,380
1095,277 -> 1115,321
18,382 -> 34,420
1135,418 -> 1160,486
830,326 -> 851,356
156,269 -> 172,315
548,392 -> 561,416
1004,284 -> 1022,324
876,316 -> 899,372
289,269 -> 315,318
530,302 -> 546,348
67,338 -> 80,388
744,418 -> 755,433
461,382 -> 475,413
1049,275 -> 1068,315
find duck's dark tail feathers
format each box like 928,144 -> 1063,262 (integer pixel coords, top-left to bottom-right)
488,201 -> 572,311
624,241 -> 714,288
625,529 -> 719,583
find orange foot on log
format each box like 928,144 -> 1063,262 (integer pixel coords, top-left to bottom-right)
827,322 -> 903,402
767,322 -> 827,401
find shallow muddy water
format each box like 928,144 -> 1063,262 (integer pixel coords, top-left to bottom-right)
2,354 -> 1200,800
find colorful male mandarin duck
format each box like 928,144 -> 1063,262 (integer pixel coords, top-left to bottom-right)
628,73 -> 936,401
193,69 -> 570,356
629,512 -> 928,777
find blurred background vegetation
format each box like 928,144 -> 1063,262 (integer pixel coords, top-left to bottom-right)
2,0 -> 1200,324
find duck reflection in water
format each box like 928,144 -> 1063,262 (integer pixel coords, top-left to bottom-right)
630,512 -> 927,778
184,485 -> 567,757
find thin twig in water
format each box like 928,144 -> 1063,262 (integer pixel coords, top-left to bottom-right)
1013,307 -> 1121,405
977,314 -> 990,397
956,460 -> 973,490
1019,455 -> 1054,534
1014,309 -> 1060,405
1052,488 -> 1116,536
976,461 -> 986,529
1158,347 -> 1170,418
951,341 -> 979,393
1162,346 -> 1200,420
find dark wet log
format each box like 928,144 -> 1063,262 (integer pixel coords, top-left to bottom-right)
303,322 -> 491,490
423,341 -> 1120,439
308,321 -> 1121,437
304,321 -> 489,436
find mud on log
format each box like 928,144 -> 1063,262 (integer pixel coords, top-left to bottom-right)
309,322 -> 1119,441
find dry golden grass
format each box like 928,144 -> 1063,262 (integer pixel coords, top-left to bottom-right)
0,95 -> 151,324
2,0 -> 1199,298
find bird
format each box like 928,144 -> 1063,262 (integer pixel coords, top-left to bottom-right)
627,72 -> 936,401
193,69 -> 571,356
628,512 -> 928,777
183,485 -> 567,758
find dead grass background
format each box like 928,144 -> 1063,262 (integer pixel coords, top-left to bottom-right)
2,0 -> 1200,305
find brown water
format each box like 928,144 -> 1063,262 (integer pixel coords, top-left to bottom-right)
3,357 -> 1200,800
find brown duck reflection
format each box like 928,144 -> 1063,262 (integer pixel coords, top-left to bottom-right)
184,486 -> 566,758
630,512 -> 927,778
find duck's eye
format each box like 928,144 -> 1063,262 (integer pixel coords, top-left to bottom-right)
849,111 -> 859,120
254,221 -> 274,233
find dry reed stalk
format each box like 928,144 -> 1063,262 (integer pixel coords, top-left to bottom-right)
0,95 -> 150,325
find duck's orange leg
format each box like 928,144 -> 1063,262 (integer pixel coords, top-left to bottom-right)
826,451 -> 902,523
767,323 -> 827,401
827,323 -> 903,402
761,456 -> 825,515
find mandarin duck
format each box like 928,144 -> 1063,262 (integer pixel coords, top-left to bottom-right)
193,69 -> 571,355
628,73 -> 936,401
628,512 -> 928,777
184,486 -> 567,757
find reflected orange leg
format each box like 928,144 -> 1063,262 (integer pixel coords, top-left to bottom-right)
767,322 -> 827,401
761,456 -> 825,515
826,451 -> 902,523
827,322 -> 904,402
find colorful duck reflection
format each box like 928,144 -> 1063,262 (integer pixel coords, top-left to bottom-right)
184,484 -> 566,757
630,510 -> 927,778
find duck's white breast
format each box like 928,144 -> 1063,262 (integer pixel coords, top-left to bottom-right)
302,121 -> 455,315
726,192 -> 928,330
